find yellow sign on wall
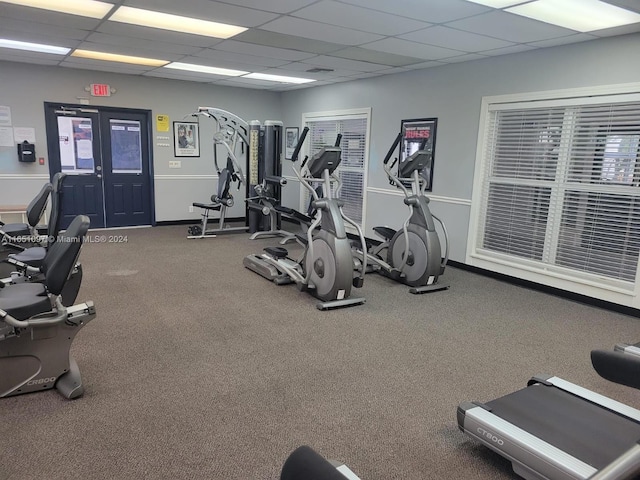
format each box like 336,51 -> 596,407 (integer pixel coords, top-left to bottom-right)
156,114 -> 170,132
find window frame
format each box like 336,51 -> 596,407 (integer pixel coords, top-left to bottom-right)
467,83 -> 640,303
300,108 -> 371,232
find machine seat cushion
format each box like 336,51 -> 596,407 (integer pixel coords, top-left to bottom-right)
2,223 -> 31,238
192,202 -> 222,211
0,282 -> 47,298
264,246 -> 288,259
9,246 -> 46,268
0,290 -> 51,320
373,226 -> 396,241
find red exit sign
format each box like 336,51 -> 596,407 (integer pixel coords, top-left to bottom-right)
90,83 -> 111,97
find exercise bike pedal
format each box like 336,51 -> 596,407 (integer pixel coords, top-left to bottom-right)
352,277 -> 364,288
264,246 -> 288,259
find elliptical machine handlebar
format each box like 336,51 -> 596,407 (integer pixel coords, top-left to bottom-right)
291,127 -> 309,163
383,132 -> 402,165
334,134 -> 342,147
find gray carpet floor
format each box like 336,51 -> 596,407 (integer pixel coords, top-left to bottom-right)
1,224 -> 639,480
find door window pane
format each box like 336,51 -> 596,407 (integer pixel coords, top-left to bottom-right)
57,116 -> 95,174
110,119 -> 142,174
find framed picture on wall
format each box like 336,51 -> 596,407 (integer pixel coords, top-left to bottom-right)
173,121 -> 199,157
400,117 -> 438,191
285,127 -> 299,160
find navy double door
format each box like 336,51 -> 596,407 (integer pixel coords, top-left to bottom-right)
44,103 -> 154,229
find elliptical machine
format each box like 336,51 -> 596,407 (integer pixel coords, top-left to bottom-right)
243,127 -> 368,311
353,132 -> 449,294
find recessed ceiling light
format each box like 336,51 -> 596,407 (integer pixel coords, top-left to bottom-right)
164,62 -> 248,77
0,0 -> 114,18
507,0 -> 640,32
0,38 -> 70,55
464,0 -> 529,8
109,6 -> 247,39
243,73 -> 316,84
71,49 -> 168,66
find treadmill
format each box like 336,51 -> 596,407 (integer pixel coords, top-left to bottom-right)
457,349 -> 640,480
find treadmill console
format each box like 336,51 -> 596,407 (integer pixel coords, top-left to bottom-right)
307,146 -> 341,178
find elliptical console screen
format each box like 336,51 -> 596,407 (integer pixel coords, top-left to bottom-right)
399,118 -> 438,191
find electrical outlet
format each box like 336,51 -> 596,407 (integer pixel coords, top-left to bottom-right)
189,205 -> 194,213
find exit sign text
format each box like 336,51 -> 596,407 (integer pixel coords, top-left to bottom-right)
91,83 -> 111,97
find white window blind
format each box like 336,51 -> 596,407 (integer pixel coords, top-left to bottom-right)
301,111 -> 369,228
476,99 -> 640,288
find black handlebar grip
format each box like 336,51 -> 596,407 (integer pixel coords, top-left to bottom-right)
390,158 -> 398,170
265,175 -> 287,186
420,137 -> 428,150
384,132 -> 403,165
292,127 -> 309,162
334,134 -> 342,147
301,155 -> 309,169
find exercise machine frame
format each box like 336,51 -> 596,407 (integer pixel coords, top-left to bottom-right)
244,128 -> 368,310
353,132 -> 449,294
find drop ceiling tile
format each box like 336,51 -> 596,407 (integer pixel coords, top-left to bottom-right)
301,55 -> 390,72
0,50 -> 64,64
259,16 -> 384,46
401,60 -> 445,70
338,0 -> 491,23
591,22 -> 640,37
214,77 -> 282,88
84,33 -> 203,56
60,61 -> 151,76
260,63 -> 362,80
0,29 -> 80,49
528,33 -> 598,48
327,47 -> 426,67
143,69 -> 232,82
232,30 -> 345,54
291,1 -> 431,36
373,66 -> 410,75
214,0 -> 318,14
400,26 -> 514,52
439,53 -> 488,63
174,56 -> 261,73
121,0 -> 278,27
192,48 -> 291,67
214,40 -> 317,61
0,17 -> 89,41
267,63 -> 359,78
75,41 -> 182,62
446,11 -> 575,43
97,22 -> 223,48
362,38 -> 463,60
0,4 -> 105,30
345,71 -> 386,79
480,44 -> 538,56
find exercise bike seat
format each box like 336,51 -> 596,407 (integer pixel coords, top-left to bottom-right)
373,226 -> 396,241
8,246 -> 46,268
264,246 -> 288,259
192,202 -> 222,211
0,291 -> 51,319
